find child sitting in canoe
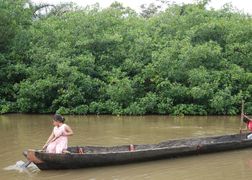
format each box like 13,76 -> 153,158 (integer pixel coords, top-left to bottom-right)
240,114 -> 252,139
43,114 -> 73,153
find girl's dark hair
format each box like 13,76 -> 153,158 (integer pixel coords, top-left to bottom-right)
53,114 -> 65,123
243,117 -> 249,123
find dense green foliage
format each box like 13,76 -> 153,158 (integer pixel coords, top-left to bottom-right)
1,0 -> 252,115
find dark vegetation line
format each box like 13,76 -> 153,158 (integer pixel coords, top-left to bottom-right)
1,0 -> 252,115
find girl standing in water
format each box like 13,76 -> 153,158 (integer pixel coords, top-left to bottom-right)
43,114 -> 73,153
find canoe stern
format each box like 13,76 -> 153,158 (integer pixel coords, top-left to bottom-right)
23,149 -> 44,164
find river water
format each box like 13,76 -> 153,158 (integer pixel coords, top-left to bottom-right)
1,114 -> 252,179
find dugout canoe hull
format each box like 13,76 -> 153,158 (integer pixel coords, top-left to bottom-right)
23,133 -> 252,170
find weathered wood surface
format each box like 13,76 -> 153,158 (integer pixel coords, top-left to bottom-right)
24,133 -> 252,170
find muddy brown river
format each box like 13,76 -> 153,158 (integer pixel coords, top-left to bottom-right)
1,114 -> 252,179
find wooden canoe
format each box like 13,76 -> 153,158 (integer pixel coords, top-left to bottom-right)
23,133 -> 252,170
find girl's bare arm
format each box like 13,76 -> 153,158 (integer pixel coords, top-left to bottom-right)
64,125 -> 74,136
243,114 -> 252,121
43,131 -> 55,149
